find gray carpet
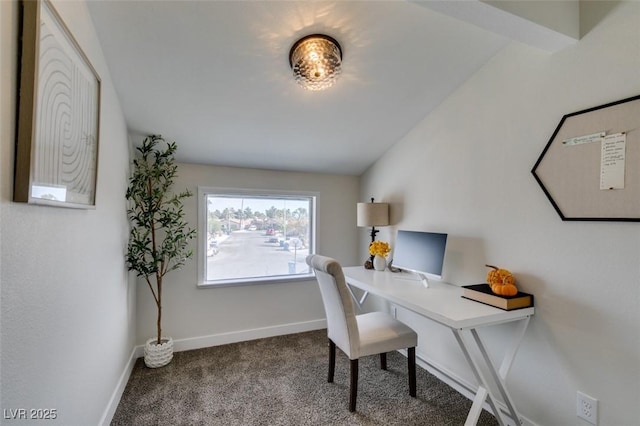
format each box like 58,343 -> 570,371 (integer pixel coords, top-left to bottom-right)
112,330 -> 498,425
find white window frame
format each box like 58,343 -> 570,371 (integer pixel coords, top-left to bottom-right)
197,187 -> 318,287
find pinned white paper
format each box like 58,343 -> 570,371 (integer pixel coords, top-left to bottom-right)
563,132 -> 605,146
600,133 -> 626,190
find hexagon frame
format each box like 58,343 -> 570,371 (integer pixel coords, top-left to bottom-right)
532,95 -> 640,222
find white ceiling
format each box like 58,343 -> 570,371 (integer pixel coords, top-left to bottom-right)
87,1 -> 577,175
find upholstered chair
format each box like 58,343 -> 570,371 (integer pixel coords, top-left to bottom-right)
306,254 -> 418,411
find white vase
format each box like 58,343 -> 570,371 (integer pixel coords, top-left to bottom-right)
373,255 -> 386,271
144,336 -> 174,368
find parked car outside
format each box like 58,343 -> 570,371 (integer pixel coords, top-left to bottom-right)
207,240 -> 219,257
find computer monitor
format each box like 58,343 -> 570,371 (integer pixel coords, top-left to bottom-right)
391,230 -> 448,287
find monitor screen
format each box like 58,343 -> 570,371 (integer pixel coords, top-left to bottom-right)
392,230 -> 448,279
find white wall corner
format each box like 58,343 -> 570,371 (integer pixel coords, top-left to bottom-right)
99,346 -> 139,426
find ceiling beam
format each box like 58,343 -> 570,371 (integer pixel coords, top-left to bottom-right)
412,0 -> 579,52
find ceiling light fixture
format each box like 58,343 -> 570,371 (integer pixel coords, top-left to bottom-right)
289,34 -> 342,91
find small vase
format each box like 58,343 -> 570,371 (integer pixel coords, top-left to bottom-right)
373,255 -> 386,271
144,336 -> 174,368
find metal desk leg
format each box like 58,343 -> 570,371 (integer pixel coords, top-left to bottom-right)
471,316 -> 531,425
498,316 -> 531,378
452,329 -> 506,426
346,284 -> 369,311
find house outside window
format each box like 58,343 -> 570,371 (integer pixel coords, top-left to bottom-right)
198,187 -> 317,286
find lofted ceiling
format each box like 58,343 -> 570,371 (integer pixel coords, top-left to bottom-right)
87,1 -> 578,175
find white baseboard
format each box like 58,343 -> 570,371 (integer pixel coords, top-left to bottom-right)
133,318 -> 328,360
99,345 -> 139,426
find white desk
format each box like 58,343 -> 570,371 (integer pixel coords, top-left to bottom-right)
342,266 -> 534,426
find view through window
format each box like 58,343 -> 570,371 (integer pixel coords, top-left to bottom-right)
201,190 -> 316,284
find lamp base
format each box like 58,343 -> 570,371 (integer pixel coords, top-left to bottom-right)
364,258 -> 374,269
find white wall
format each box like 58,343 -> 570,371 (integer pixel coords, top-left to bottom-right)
0,1 -> 134,424
135,163 -> 359,347
360,2 -> 640,425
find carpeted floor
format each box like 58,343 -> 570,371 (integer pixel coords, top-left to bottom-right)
112,330 -> 498,425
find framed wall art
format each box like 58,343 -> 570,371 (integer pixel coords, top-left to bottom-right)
532,95 -> 640,222
15,0 -> 101,209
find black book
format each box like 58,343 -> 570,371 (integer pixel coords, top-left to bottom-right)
462,284 -> 534,311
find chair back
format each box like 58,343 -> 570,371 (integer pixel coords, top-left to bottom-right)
306,254 -> 359,358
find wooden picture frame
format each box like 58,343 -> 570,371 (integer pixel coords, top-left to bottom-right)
15,0 -> 101,208
532,95 -> 640,222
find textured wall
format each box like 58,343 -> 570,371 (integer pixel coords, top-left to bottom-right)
0,1 -> 134,424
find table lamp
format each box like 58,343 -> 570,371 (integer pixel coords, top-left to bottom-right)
357,198 -> 389,267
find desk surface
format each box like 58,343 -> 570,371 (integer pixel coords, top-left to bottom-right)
343,266 -> 534,330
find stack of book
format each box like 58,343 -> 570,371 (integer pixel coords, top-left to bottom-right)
462,284 -> 534,311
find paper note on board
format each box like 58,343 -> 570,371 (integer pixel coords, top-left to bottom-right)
563,131 -> 605,146
600,133 -> 626,190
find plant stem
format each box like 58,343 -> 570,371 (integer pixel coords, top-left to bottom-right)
156,274 -> 162,345
147,176 -> 162,344
144,276 -> 159,305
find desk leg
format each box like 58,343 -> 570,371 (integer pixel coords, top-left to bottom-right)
346,284 -> 369,312
454,316 -> 531,426
471,316 -> 531,426
452,329 -> 506,426
498,316 -> 531,379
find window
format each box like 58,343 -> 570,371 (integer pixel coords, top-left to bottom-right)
198,187 -> 317,286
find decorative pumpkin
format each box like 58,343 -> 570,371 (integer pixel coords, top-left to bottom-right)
485,264 -> 518,296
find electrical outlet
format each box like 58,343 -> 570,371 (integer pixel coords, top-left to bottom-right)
577,391 -> 598,425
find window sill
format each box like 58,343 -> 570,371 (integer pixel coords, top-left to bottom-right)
198,273 -> 316,288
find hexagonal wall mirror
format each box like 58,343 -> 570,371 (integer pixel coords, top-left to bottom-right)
532,95 -> 640,222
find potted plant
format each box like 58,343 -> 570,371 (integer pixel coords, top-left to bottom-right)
126,134 -> 196,368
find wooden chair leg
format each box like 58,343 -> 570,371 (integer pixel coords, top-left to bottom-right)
408,347 -> 416,397
349,359 -> 359,412
380,352 -> 387,370
328,340 -> 336,383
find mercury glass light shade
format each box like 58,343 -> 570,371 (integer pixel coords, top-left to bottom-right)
289,34 -> 342,91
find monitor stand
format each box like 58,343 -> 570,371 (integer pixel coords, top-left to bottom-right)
393,269 -> 430,288
417,273 -> 429,288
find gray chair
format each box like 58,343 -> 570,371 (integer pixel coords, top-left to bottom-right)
306,254 -> 418,412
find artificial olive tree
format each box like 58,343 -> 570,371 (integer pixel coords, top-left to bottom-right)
126,135 -> 196,345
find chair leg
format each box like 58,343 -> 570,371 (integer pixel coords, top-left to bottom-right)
328,340 -> 336,383
349,359 -> 359,412
408,347 -> 416,397
380,352 -> 387,370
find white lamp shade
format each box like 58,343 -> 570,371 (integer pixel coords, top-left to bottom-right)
357,202 -> 389,227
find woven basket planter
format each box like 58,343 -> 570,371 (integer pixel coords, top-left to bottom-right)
144,337 -> 174,368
